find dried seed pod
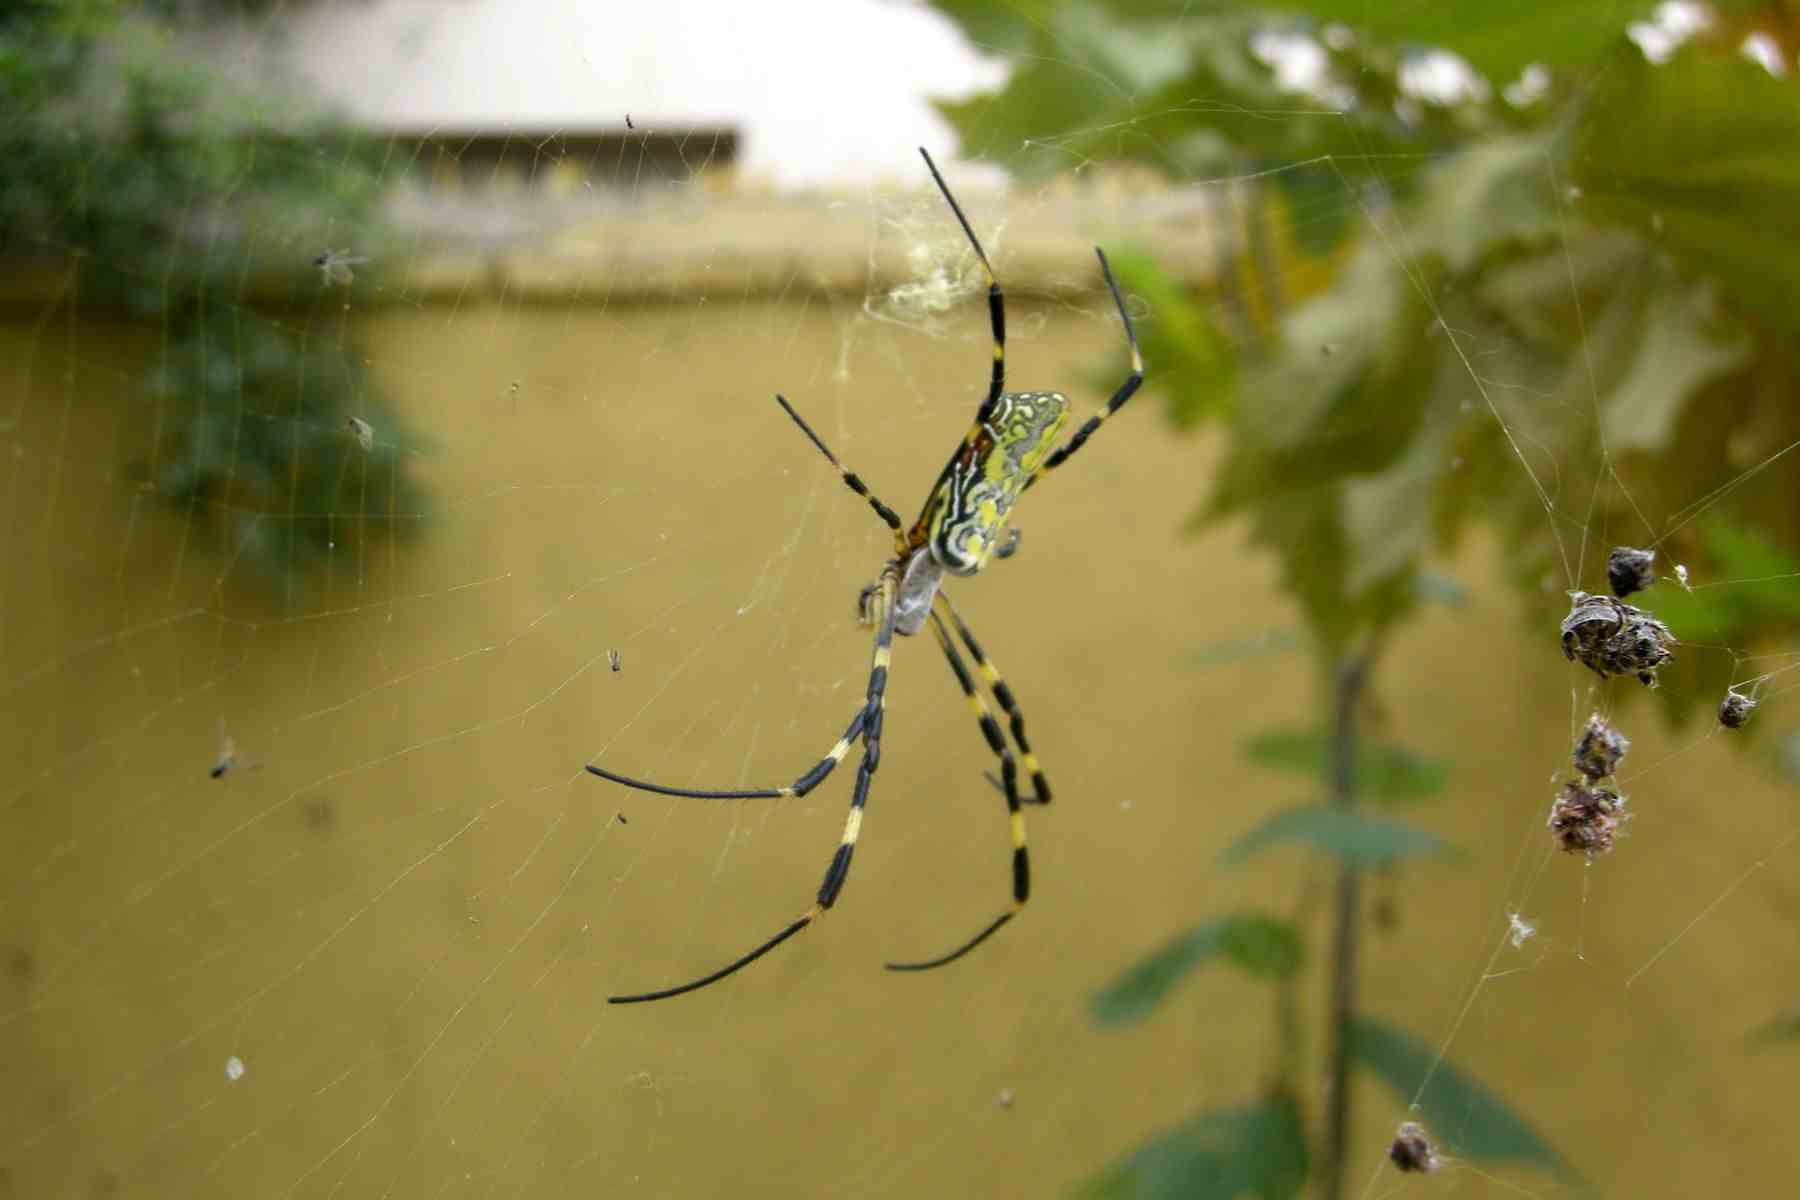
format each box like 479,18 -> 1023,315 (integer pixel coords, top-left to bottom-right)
1560,591 -> 1675,687
1718,689 -> 1758,730
1607,546 -> 1657,598
1389,1122 -> 1440,1174
1572,713 -> 1630,780
1548,780 -> 1627,859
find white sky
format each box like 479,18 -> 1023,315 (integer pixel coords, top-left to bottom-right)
262,0 -> 1008,185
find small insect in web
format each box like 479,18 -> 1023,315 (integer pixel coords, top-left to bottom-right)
584,146 -> 1145,1005
313,249 -> 368,286
1719,686 -> 1759,730
210,721 -> 261,779
1388,1121 -> 1441,1174
346,415 -> 375,452
1507,911 -> 1537,948
608,649 -> 622,673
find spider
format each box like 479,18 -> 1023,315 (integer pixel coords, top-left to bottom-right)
587,147 -> 1144,1004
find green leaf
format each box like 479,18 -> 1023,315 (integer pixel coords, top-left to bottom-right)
1091,914 -> 1302,1027
1702,519 -> 1800,619
1349,1015 -> 1566,1175
1184,629 -> 1298,668
1106,247 -> 1237,430
1414,571 -> 1467,607
1650,518 -> 1800,643
1076,1092 -> 1309,1200
1240,729 -> 1450,805
1405,135 -> 1562,274
1573,45 -> 1800,337
1776,732 -> 1800,788
1263,0 -> 1655,83
1600,285 -> 1750,453
1221,806 -> 1454,867
1747,1003 -> 1800,1047
1240,728 -> 1329,776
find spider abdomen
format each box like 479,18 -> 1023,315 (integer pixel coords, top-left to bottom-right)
925,391 -> 1069,576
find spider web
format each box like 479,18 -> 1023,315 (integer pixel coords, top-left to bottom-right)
3,3 -> 1798,1198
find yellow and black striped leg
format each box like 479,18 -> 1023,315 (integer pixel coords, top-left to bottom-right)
940,593 -> 1049,804
1027,247 -> 1145,488
919,147 -> 1006,424
775,394 -> 905,541
885,602 -> 1028,973
586,706 -> 866,800
607,570 -> 900,1004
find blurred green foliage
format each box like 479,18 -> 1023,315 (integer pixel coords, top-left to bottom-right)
0,0 -> 423,601
1073,1093 -> 1309,1200
929,0 -> 1800,1191
930,0 -> 1800,692
1347,1017 -> 1564,1175
1239,727 -> 1451,805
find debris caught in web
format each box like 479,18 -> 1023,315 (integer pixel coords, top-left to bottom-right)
609,649 -> 622,673
1507,911 -> 1536,948
1674,563 -> 1692,591
224,1055 -> 246,1082
1607,546 -> 1657,598
1560,591 -> 1675,687
1572,713 -> 1630,780
1548,780 -> 1627,859
211,730 -> 238,779
347,415 -> 375,452
1388,1121 -> 1440,1174
313,249 -> 367,286
1718,688 -> 1759,730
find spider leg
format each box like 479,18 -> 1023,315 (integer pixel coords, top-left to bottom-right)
885,598 -> 1032,973
918,148 -> 1005,425
1027,247 -> 1145,488
939,592 -> 1049,804
607,569 -> 899,1004
586,706 -> 866,799
775,395 -> 905,544
914,145 -> 1015,544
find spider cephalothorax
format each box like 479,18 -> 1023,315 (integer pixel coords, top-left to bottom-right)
585,148 -> 1144,1004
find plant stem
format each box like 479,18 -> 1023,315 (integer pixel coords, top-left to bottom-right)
1322,647 -> 1375,1200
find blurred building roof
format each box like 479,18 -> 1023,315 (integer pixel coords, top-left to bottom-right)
207,0 -> 1002,187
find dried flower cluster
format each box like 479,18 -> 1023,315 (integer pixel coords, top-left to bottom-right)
1572,713 -> 1630,779
1388,1122 -> 1440,1174
1551,714 -> 1630,859
1549,780 -> 1628,859
1560,591 -> 1675,687
1607,545 -> 1657,598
